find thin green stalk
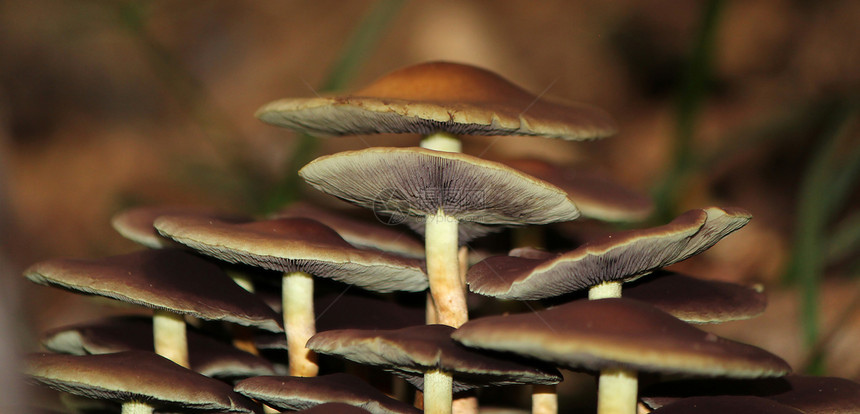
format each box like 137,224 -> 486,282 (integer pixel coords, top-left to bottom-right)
652,0 -> 724,222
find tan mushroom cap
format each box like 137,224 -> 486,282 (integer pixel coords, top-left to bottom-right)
502,159 -> 653,222
24,249 -> 283,332
235,373 -> 420,414
154,216 -> 428,293
276,202 -> 425,258
307,324 -> 562,392
24,351 -> 260,413
452,298 -> 791,378
467,207 -> 751,300
257,61 -> 616,140
111,205 -> 249,249
298,147 -> 580,239
42,315 -> 275,380
623,271 -> 767,324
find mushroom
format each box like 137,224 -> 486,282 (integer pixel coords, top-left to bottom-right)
452,298 -> 791,414
154,215 -> 427,377
299,146 -> 580,328
111,205 -> 249,250
41,315 -> 276,380
235,373 -> 421,414
307,324 -> 562,414
298,403 -> 374,414
649,396 -> 803,414
467,207 -> 751,301
24,351 -> 260,414
24,249 -> 283,368
256,61 -> 617,152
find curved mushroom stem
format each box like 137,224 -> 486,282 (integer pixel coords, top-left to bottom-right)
152,309 -> 188,368
424,369 -> 453,414
421,131 -> 462,153
283,271 -> 318,377
589,281 -> 622,300
122,401 -> 155,414
426,210 -> 469,328
532,384 -> 558,414
596,368 -> 637,414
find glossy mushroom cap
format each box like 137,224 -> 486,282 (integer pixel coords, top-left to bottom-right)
42,315 -> 275,379
111,205 -> 249,249
502,158 -> 653,222
154,216 -> 428,293
299,147 -> 580,242
307,324 -> 562,392
651,396 -> 803,414
452,298 -> 791,378
468,207 -> 751,300
235,373 -> 420,414
24,249 -> 283,332
24,351 -> 260,413
257,61 -> 616,140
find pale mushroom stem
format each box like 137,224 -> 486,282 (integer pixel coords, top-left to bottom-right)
596,368 -> 637,414
424,369 -> 453,414
152,309 -> 188,368
532,384 -> 558,414
588,280 -> 623,300
122,401 -> 155,414
420,131 -> 462,153
283,271 -> 318,377
425,210 -> 469,328
226,269 -> 261,355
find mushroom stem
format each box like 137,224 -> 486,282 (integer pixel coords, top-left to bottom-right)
420,131 -> 462,153
596,368 -> 637,414
283,271 -> 318,377
532,384 -> 558,414
426,211 -> 469,327
424,369 -> 453,414
122,401 -> 155,414
452,395 -> 478,414
152,309 -> 188,368
226,269 -> 260,355
588,281 -> 622,300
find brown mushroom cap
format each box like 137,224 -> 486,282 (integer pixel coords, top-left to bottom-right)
257,61 -> 616,140
298,403 -> 373,414
111,205 -> 250,249
234,373 -> 420,414
307,324 -> 562,392
42,315 -> 275,380
467,207 -> 751,300
502,159 -> 653,222
452,298 -> 790,378
298,147 -> 580,240
24,249 -> 283,332
154,216 -> 428,293
650,396 -> 803,414
276,202 -> 425,258
622,271 -> 767,324
24,351 -> 260,413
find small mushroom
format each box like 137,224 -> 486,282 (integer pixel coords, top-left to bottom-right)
452,298 -> 790,414
299,146 -> 579,328
307,324 -> 562,414
111,205 -> 249,250
234,373 -> 420,414
24,249 -> 283,368
24,351 -> 260,414
155,215 -> 427,377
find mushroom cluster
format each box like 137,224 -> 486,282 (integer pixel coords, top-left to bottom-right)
21,61 -> 859,414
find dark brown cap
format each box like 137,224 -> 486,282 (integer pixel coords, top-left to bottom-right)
307,324 -> 562,392
154,216 -> 428,293
651,396 -> 802,414
111,205 -> 249,249
298,147 -> 580,233
24,249 -> 282,332
298,403 -> 373,414
502,159 -> 653,222
623,271 -> 767,324
467,207 -> 751,300
42,315 -> 275,380
24,351 -> 260,413
257,61 -> 616,140
235,373 -> 420,414
452,298 -> 790,378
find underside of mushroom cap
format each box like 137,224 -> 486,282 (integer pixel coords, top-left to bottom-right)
257,61 -> 616,140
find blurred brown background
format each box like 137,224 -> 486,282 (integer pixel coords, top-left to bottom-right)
1,0 -> 859,403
